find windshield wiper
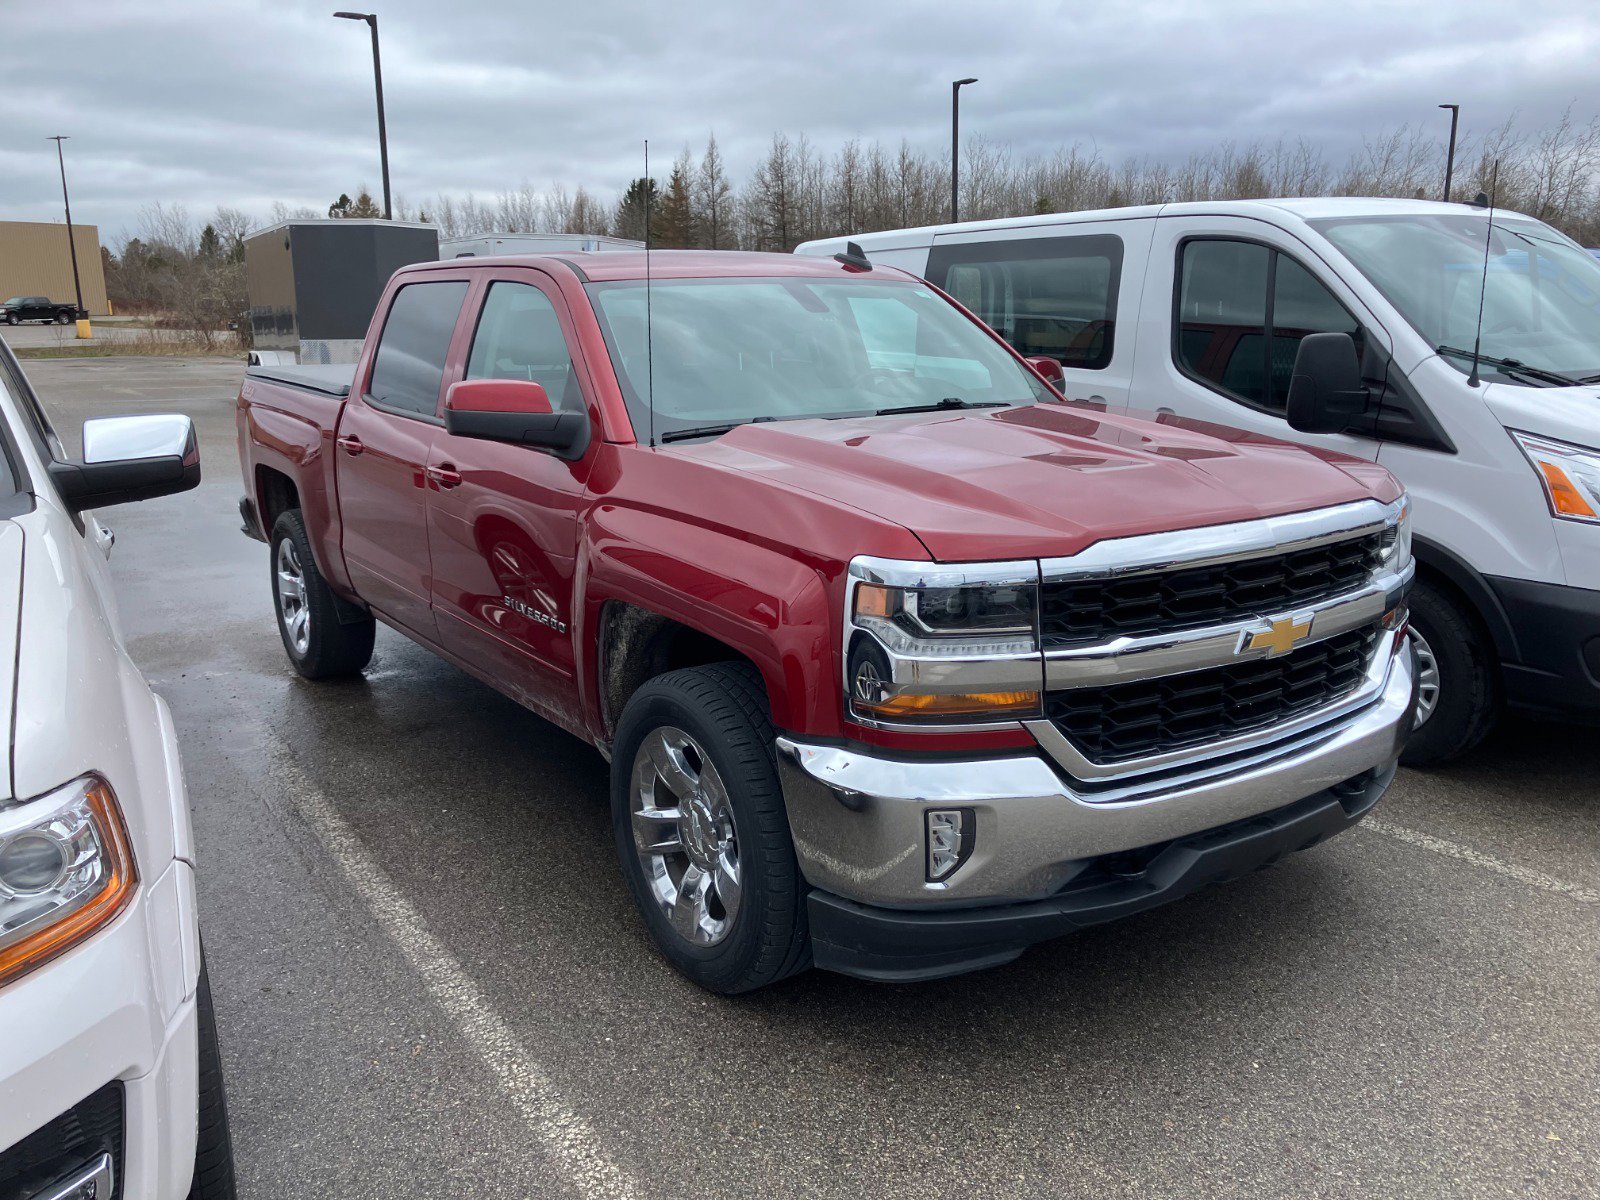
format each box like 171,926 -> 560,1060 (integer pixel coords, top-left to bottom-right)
874,396 -> 1007,417
1435,345 -> 1573,387
657,416 -> 778,444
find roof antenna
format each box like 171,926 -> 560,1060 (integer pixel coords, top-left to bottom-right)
1467,159 -> 1499,389
644,139 -> 656,447
833,240 -> 873,271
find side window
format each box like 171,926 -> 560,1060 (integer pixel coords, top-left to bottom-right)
928,234 -> 1122,370
465,282 -> 580,410
367,281 -> 469,418
1176,240 -> 1360,414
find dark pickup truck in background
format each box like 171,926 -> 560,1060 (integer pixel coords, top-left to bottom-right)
2,296 -> 80,325
235,249 -> 1417,992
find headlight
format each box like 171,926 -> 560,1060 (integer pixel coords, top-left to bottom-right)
1379,495 -> 1412,571
846,559 -> 1042,725
0,776 -> 137,990
1511,431 -> 1600,524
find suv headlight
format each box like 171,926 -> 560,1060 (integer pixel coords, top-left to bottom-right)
0,776 -> 137,990
1512,431 -> 1600,524
845,558 -> 1043,725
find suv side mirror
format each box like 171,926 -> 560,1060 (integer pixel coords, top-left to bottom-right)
1286,332 -> 1370,434
1024,356 -> 1066,392
48,414 -> 201,512
444,379 -> 589,460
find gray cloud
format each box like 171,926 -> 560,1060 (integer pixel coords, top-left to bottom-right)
4,0 -> 1597,242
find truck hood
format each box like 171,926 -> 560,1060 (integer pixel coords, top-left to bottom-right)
0,522 -> 19,799
694,403 -> 1400,561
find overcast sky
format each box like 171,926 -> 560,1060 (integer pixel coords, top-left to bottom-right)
4,0 -> 1597,244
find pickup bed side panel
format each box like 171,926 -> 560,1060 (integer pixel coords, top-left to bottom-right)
237,379 -> 356,596
581,504 -> 837,738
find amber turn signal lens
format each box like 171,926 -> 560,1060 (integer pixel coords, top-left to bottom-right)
853,583 -> 893,620
1536,461 -> 1599,519
0,779 -> 138,991
853,689 -> 1040,719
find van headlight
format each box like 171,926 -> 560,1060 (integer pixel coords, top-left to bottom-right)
845,558 -> 1043,725
0,776 -> 138,989
1512,431 -> 1600,524
1379,496 -> 1412,570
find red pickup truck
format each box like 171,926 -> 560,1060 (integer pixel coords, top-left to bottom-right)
236,250 -> 1417,992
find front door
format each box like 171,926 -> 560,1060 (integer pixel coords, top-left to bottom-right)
334,277 -> 470,637
1134,217 -> 1390,460
425,271 -> 594,730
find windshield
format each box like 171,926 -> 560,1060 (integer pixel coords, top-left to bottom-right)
1,299 -> 22,307
586,276 -> 1052,442
1310,213 -> 1600,384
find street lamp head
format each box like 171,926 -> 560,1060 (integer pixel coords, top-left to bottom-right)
1438,103 -> 1459,112
334,11 -> 374,22
955,77 -> 978,87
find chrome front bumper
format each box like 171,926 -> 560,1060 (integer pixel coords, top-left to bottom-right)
776,637 -> 1414,908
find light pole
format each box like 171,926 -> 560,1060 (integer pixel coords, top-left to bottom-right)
334,11 -> 392,219
951,77 -> 978,223
47,136 -> 87,335
1438,103 -> 1460,203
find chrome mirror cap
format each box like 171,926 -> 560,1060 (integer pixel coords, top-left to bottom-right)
82,414 -> 197,465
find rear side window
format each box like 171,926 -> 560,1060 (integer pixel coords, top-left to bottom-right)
928,234 -> 1122,370
368,281 -> 469,418
1176,239 -> 1360,413
466,282 -> 580,410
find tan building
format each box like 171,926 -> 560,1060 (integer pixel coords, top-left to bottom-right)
0,220 -> 110,316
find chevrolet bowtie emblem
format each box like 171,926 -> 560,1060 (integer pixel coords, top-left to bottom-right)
1243,614 -> 1313,657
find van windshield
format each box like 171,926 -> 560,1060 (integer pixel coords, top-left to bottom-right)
1310,213 -> 1600,385
586,276 -> 1052,443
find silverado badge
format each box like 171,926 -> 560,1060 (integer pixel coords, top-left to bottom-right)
1242,614 -> 1314,658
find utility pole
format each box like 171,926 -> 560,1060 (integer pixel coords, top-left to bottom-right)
1438,103 -> 1460,202
47,136 -> 88,336
334,11 -> 392,219
951,77 -> 978,223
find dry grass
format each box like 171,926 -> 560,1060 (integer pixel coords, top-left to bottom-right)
12,326 -> 243,361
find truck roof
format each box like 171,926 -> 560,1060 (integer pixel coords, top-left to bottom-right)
400,249 -> 915,283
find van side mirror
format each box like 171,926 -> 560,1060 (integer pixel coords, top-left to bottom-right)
1286,333 -> 1370,434
444,379 -> 589,460
48,414 -> 201,512
1023,356 -> 1066,392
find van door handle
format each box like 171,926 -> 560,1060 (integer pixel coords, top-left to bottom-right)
337,434 -> 364,456
427,464 -> 462,489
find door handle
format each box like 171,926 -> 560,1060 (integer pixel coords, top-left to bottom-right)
427,464 -> 462,489
337,434 -> 365,456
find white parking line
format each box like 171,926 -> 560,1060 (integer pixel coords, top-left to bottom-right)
1362,817 -> 1600,904
272,747 -> 642,1200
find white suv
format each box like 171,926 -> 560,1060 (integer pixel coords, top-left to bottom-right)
0,342 -> 233,1199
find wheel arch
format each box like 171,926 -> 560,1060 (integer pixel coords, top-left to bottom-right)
1412,534 -> 1518,665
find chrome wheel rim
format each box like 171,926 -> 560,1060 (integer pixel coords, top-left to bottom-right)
1409,627 -> 1440,726
275,538 -> 311,655
630,726 -> 741,946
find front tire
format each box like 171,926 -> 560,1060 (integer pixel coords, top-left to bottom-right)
3,313 -> 16,325
1401,578 -> 1499,766
270,509 -> 375,679
186,956 -> 236,1200
611,662 -> 810,994
55,311 -> 71,325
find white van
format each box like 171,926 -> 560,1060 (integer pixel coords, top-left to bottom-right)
799,199 -> 1600,764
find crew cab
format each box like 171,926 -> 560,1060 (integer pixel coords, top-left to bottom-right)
0,340 -> 234,1198
235,250 -> 1416,991
1,297 -> 79,326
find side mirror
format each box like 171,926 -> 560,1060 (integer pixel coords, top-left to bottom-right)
48,414 -> 201,512
1024,355 -> 1066,392
1286,332 -> 1370,434
444,379 -> 589,460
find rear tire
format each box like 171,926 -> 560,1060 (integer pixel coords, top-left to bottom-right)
1401,578 -> 1499,766
611,662 -> 811,994
55,311 -> 71,325
186,955 -> 236,1200
270,509 -> 375,679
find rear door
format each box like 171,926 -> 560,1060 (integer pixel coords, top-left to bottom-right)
334,276 -> 471,637
1134,215 -> 1390,459
925,218 -> 1153,408
424,269 -> 595,730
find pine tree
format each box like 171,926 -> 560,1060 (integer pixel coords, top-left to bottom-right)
197,224 -> 221,262
654,157 -> 695,248
328,193 -> 353,218
614,177 -> 658,243
695,134 -> 733,249
348,188 -> 382,218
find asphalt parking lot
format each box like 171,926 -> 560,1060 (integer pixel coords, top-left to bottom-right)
15,349 -> 1600,1198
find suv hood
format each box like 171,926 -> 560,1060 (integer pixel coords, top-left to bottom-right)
695,403 -> 1400,561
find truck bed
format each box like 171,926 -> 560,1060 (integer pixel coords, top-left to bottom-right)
244,363 -> 356,398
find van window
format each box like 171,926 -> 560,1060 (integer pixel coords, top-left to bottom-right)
368,281 -> 469,418
467,282 -> 581,410
1176,239 -> 1359,413
927,234 -> 1122,370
